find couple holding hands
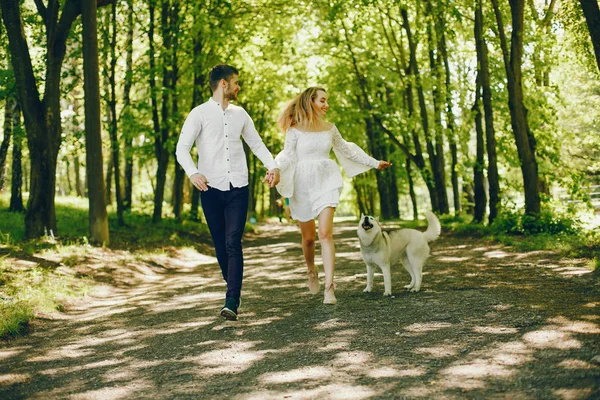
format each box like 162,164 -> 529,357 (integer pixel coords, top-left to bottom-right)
176,64 -> 391,321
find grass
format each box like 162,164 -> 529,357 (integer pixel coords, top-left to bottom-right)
0,194 -> 214,339
0,257 -> 91,338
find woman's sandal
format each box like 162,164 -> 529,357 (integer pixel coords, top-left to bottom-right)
307,267 -> 320,295
323,282 -> 337,304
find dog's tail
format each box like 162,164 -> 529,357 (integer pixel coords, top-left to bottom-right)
423,212 -> 441,242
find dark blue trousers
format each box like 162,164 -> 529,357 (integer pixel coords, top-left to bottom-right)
200,185 -> 249,301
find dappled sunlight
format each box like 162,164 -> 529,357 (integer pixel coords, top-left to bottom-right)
239,383 -> 380,400
484,249 -> 511,259
149,291 -> 222,313
414,344 -> 461,358
2,222 -> 599,398
259,366 -> 332,384
439,341 -> 534,389
473,326 -> 520,334
552,388 -> 595,400
68,379 -> 155,400
523,329 -> 582,349
180,341 -> 268,377
558,359 -> 596,370
404,322 -> 453,333
0,373 -> 31,385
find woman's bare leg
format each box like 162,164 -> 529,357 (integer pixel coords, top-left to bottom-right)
298,219 -> 319,294
318,207 -> 337,304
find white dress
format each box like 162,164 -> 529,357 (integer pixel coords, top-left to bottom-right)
275,124 -> 379,222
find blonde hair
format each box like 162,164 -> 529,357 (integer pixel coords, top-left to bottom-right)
277,87 -> 326,132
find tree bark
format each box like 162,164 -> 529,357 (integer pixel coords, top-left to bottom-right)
0,96 -> 15,191
425,1 -> 449,214
579,0 -> 600,73
9,103 -> 24,213
82,0 -> 109,244
106,2 -> 124,226
492,0 -> 541,216
123,0 -> 134,211
475,0 -> 500,224
473,73 -> 487,223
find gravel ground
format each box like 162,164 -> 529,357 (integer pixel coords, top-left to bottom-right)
1,220 -> 599,399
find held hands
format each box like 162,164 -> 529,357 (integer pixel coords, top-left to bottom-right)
263,168 -> 281,188
377,160 -> 392,171
190,173 -> 209,191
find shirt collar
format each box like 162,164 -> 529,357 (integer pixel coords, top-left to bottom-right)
209,97 -> 230,111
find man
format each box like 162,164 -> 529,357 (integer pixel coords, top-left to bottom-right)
176,64 -> 280,321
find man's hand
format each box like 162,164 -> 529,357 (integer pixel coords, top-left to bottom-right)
377,160 -> 392,171
190,173 -> 209,191
263,168 -> 280,188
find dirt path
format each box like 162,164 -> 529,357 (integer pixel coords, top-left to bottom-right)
1,221 -> 599,399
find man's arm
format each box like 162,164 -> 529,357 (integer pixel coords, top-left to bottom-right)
176,110 -> 209,190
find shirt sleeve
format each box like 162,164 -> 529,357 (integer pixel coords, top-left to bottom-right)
241,111 -> 278,171
331,125 -> 379,177
176,109 -> 202,178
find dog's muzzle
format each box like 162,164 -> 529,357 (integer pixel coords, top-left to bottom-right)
362,217 -> 374,231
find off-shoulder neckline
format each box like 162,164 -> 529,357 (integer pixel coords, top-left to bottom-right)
291,124 -> 335,133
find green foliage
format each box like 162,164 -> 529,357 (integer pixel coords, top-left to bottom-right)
0,260 -> 90,338
491,203 -> 581,236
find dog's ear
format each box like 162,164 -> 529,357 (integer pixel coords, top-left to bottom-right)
375,216 -> 380,222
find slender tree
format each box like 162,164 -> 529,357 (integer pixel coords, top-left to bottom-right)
82,0 -> 109,244
0,96 -> 14,191
9,102 -> 24,212
491,0 -> 541,216
475,0 -> 500,224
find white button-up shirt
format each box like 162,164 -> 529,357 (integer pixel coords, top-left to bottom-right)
176,98 -> 277,191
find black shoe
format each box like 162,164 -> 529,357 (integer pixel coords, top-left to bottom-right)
220,297 -> 238,321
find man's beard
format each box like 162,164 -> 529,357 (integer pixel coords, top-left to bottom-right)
225,87 -> 237,101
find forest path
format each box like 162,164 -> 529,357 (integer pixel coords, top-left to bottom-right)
1,221 -> 599,399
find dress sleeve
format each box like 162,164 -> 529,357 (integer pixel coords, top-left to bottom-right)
331,125 -> 379,177
274,128 -> 298,198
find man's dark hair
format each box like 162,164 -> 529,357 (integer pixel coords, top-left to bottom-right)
209,64 -> 239,92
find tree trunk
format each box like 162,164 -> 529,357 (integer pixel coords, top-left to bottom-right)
580,0 -> 600,73
406,156 -> 418,221
475,0 -> 500,224
439,29 -> 461,215
473,73 -> 487,223
82,0 -> 109,244
74,156 -> 84,197
492,0 -> 541,216
170,2 -> 184,220
426,1 -> 449,214
106,2 -> 124,226
0,96 -> 15,191
401,8 -> 439,212
123,0 -> 134,211
9,103 -> 24,213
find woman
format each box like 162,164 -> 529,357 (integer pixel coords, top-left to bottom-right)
275,87 -> 391,304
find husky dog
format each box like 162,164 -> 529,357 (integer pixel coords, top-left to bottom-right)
358,212 -> 441,296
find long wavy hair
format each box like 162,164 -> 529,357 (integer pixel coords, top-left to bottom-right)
277,87 -> 326,132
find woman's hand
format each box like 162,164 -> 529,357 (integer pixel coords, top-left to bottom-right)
377,160 -> 392,171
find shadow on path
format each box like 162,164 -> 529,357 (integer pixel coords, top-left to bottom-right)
1,221 -> 599,399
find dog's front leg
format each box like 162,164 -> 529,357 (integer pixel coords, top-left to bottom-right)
381,265 -> 393,296
363,263 -> 375,293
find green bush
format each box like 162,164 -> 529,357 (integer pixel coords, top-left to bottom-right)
491,204 -> 581,235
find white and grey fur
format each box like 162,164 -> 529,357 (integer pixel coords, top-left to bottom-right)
358,212 -> 441,296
